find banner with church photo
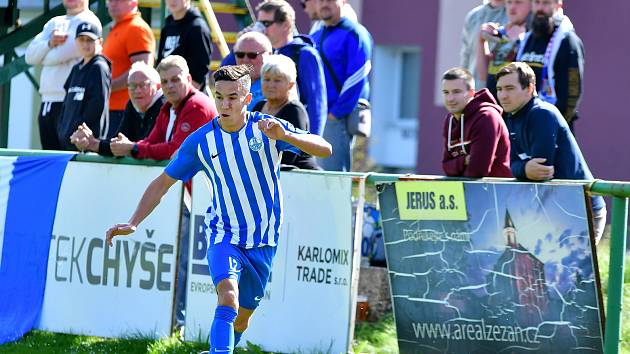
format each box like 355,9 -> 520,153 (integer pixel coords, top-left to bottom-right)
378,181 -> 604,354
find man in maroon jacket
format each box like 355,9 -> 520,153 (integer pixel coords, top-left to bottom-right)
441,67 -> 511,177
110,55 -> 217,159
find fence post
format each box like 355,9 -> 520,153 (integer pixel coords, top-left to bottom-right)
604,196 -> 628,354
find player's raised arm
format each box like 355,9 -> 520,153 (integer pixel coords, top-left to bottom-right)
257,118 -> 332,158
106,172 -> 177,246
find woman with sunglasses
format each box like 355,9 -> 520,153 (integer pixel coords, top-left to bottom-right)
253,54 -> 320,170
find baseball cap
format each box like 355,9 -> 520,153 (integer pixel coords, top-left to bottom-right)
75,21 -> 101,40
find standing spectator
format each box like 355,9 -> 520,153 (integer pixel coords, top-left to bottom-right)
495,62 -> 606,243
57,22 -> 112,150
254,54 -> 321,170
460,0 -> 507,88
477,0 -> 530,99
108,55 -> 216,160
516,0 -> 583,131
57,22 -> 111,151
256,0 -> 327,136
103,0 -> 155,140
25,0 -> 101,150
233,32 -> 272,111
157,0 -> 212,90
70,61 -> 165,155
311,0 -> 373,172
301,0 -> 357,35
441,67 -> 511,177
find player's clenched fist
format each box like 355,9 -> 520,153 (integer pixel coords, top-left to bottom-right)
105,223 -> 137,246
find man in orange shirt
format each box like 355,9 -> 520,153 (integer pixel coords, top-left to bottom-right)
102,0 -> 155,139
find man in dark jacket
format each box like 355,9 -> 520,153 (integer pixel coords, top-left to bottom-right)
58,21 -> 111,151
516,0 -> 583,131
496,62 -> 606,243
70,61 -> 165,155
441,67 -> 511,178
256,0 -> 327,136
157,0 -> 212,90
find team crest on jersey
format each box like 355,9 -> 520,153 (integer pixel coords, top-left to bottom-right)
248,136 -> 263,151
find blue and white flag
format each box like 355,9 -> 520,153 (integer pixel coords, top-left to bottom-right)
0,154 -> 74,344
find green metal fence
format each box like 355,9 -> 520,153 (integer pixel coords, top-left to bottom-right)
0,149 -> 627,353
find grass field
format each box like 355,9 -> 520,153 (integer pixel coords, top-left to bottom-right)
0,317 -> 398,354
1,240 -> 627,353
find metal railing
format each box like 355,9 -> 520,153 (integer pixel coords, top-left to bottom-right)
0,149 -> 627,352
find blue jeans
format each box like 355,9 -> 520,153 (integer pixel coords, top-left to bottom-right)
318,117 -> 354,171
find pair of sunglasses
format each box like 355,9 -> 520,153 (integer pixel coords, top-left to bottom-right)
258,20 -> 276,28
235,51 -> 265,59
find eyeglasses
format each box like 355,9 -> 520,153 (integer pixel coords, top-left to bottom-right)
127,80 -> 152,90
258,20 -> 276,28
235,51 -> 265,59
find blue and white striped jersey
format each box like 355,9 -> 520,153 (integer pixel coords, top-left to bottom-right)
165,111 -> 304,249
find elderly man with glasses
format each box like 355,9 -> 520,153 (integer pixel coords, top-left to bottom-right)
100,55 -> 216,160
232,32 -> 273,110
70,61 -> 166,155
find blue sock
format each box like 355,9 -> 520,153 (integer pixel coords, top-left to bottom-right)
210,306 -> 238,354
234,330 -> 243,346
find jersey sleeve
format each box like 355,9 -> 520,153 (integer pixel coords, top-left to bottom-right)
164,133 -> 203,181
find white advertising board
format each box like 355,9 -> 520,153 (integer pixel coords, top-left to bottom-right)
185,172 -> 355,353
36,161 -> 182,338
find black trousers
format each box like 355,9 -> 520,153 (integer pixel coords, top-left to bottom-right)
38,101 -> 63,150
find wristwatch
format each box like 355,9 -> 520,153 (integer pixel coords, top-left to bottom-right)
131,143 -> 139,157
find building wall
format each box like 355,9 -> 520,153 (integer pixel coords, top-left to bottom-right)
562,2 -> 630,181
362,0 -> 442,172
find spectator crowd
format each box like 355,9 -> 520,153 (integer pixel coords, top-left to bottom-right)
27,0 -> 373,173
26,0 -> 603,238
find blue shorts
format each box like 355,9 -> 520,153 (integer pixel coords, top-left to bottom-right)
207,242 -> 277,310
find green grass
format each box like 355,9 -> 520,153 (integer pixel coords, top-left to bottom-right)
353,314 -> 397,353
0,316 -> 398,354
2,239 -> 627,354
595,238 -> 630,353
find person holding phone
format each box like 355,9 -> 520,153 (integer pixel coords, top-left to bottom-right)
25,0 -> 102,150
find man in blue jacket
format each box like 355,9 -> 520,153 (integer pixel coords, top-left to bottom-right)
496,62 -> 606,243
256,0 -> 327,136
311,0 -> 372,171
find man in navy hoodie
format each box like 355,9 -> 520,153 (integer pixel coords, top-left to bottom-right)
256,0 -> 327,136
441,67 -> 511,178
57,21 -> 111,151
496,62 -> 606,243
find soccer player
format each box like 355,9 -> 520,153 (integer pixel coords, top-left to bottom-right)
105,64 -> 332,353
